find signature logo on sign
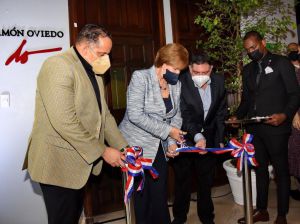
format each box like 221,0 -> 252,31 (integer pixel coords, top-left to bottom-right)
5,39 -> 62,66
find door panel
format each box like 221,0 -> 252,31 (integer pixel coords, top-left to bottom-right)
170,0 -> 204,52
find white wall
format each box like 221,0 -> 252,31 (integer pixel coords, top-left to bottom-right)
0,0 -> 70,223
280,0 -> 298,44
241,0 -> 298,46
163,0 -> 173,43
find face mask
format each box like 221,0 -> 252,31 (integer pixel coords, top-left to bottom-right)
288,51 -> 299,61
91,54 -> 111,75
192,75 -> 210,88
248,49 -> 264,61
163,69 -> 179,85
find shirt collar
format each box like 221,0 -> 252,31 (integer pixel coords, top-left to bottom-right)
74,46 -> 94,74
257,51 -> 272,66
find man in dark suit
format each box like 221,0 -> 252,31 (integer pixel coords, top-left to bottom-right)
232,31 -> 300,224
172,53 -> 227,224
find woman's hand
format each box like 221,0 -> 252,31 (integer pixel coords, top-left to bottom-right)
169,127 -> 186,143
166,144 -> 179,158
195,139 -> 207,155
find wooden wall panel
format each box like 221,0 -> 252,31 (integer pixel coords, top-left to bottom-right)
170,0 -> 205,52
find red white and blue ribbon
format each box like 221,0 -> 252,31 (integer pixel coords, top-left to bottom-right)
121,146 -> 159,203
176,133 -> 258,172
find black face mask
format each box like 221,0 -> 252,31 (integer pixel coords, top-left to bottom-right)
163,69 -> 179,85
288,51 -> 299,61
248,49 -> 264,61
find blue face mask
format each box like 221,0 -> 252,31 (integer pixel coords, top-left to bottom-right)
163,69 -> 179,85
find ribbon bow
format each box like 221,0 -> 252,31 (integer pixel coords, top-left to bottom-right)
121,146 -> 159,203
227,133 -> 258,171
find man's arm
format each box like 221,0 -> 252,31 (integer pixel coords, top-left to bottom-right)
265,57 -> 300,126
279,57 -> 300,120
215,76 -> 227,145
38,57 -> 105,164
235,68 -> 251,119
97,77 -> 128,150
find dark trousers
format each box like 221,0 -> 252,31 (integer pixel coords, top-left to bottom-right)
134,146 -> 171,224
40,183 -> 84,224
172,153 -> 216,224
253,131 -> 290,216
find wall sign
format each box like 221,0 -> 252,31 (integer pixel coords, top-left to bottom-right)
1,27 -> 64,66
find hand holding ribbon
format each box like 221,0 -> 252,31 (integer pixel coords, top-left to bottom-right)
120,146 -> 159,203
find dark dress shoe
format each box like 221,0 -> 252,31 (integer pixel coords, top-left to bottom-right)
237,209 -> 269,223
290,189 -> 300,200
274,216 -> 287,224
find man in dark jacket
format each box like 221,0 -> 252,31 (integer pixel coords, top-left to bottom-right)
232,31 -> 300,224
172,53 -> 227,224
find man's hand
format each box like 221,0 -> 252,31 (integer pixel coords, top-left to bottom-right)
264,113 -> 287,126
292,113 -> 300,130
166,144 -> 179,158
102,147 -> 126,167
195,139 -> 207,155
228,116 -> 240,128
169,127 -> 187,143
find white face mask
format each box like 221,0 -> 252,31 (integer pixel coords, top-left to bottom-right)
192,75 -> 210,88
91,54 -> 111,75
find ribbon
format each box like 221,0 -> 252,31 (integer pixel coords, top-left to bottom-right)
176,133 -> 258,172
121,146 -> 159,203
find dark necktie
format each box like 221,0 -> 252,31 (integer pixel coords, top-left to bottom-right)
256,61 -> 263,86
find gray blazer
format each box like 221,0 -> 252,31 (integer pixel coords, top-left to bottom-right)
119,66 -> 182,160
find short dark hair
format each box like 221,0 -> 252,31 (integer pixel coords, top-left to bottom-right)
76,24 -> 111,44
243,31 -> 264,41
189,52 -> 211,65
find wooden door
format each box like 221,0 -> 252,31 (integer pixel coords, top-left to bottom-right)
170,0 -> 204,52
68,0 -> 165,218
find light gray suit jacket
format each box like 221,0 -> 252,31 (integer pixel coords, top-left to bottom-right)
119,66 -> 182,160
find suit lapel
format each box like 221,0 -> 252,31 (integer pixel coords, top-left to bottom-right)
150,66 -> 166,115
205,76 -> 216,121
247,62 -> 257,90
186,73 -> 204,118
71,48 -> 101,116
169,84 -> 177,113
